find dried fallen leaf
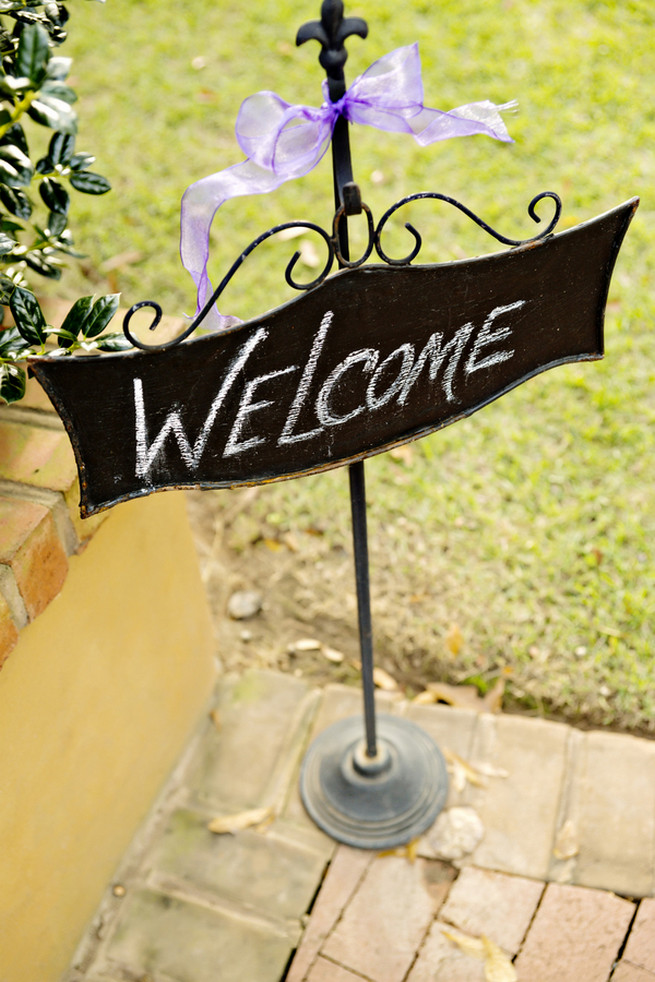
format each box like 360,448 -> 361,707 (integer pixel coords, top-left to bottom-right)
481,678 -> 505,714
441,928 -> 485,959
323,646 -> 345,664
425,679 -> 505,714
373,667 -> 399,691
445,623 -> 464,656
448,760 -> 467,793
473,761 -> 509,779
553,818 -> 579,860
482,936 -> 517,982
443,748 -> 487,789
294,638 -> 322,652
282,532 -> 299,553
442,929 -> 516,982
378,837 -> 419,863
412,690 -> 437,705
427,682 -> 485,712
207,806 -> 274,835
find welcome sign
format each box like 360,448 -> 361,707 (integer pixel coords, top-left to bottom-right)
31,198 -> 636,517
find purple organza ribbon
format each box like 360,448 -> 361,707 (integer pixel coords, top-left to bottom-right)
181,43 -> 515,330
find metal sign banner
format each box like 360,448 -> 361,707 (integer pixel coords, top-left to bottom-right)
31,197 -> 636,518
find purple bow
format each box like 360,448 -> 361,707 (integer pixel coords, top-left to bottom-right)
181,43 -> 515,330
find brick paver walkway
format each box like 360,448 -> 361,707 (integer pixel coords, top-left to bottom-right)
63,670 -> 655,982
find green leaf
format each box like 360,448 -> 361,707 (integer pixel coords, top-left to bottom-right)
46,56 -> 72,81
41,80 -> 77,105
16,24 -> 50,84
39,177 -> 69,215
0,275 -> 15,305
0,123 -> 29,154
0,145 -> 33,186
81,293 -> 120,338
24,251 -> 61,278
69,170 -> 110,194
0,362 -> 26,405
0,158 -> 21,185
68,151 -> 95,171
59,294 -> 93,341
48,130 -> 75,166
9,286 -> 46,345
0,325 -> 28,356
96,333 -> 132,352
0,75 -> 33,96
0,184 -> 32,219
47,210 -> 67,236
0,217 -> 23,233
0,231 -> 16,255
27,96 -> 77,134
49,326 -> 79,349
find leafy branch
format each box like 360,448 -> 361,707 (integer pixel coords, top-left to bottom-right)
0,2 -> 128,404
0,287 -> 129,402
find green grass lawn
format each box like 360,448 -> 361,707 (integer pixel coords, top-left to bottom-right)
53,0 -> 653,730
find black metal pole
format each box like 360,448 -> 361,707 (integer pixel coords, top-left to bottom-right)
297,0 -> 378,758
348,460 -> 378,757
297,0 -> 449,848
329,93 -> 379,762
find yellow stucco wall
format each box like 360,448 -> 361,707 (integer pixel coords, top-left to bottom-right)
0,490 -> 216,982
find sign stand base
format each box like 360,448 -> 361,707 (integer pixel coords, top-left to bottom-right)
299,713 -> 448,850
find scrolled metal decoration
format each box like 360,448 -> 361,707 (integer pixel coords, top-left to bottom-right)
374,190 -> 562,265
124,189 -> 562,352
123,219 -> 336,352
332,200 -> 375,268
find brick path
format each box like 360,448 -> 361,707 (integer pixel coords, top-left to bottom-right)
64,670 -> 655,982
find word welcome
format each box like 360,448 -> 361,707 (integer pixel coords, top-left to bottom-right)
134,300 -> 526,479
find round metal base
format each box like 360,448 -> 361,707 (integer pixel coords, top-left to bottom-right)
299,713 -> 449,850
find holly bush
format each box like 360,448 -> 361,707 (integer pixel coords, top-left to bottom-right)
0,0 -> 128,405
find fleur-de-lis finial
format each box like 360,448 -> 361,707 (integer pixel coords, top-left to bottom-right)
297,0 -> 368,98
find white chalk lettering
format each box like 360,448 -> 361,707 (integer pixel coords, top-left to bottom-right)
279,310 -> 333,446
366,343 -> 415,411
224,364 -> 298,457
465,301 -> 525,375
134,297 -> 530,479
399,323 -> 475,405
316,348 -> 379,426
134,327 -> 267,478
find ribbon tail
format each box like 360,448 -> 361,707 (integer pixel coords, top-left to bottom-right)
180,159 -> 288,331
410,100 -> 516,146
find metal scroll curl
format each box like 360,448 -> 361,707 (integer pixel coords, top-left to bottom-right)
122,219 -> 335,352
122,190 -> 562,352
374,190 -> 562,264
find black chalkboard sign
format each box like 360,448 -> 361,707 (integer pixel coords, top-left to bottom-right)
31,198 -> 636,517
